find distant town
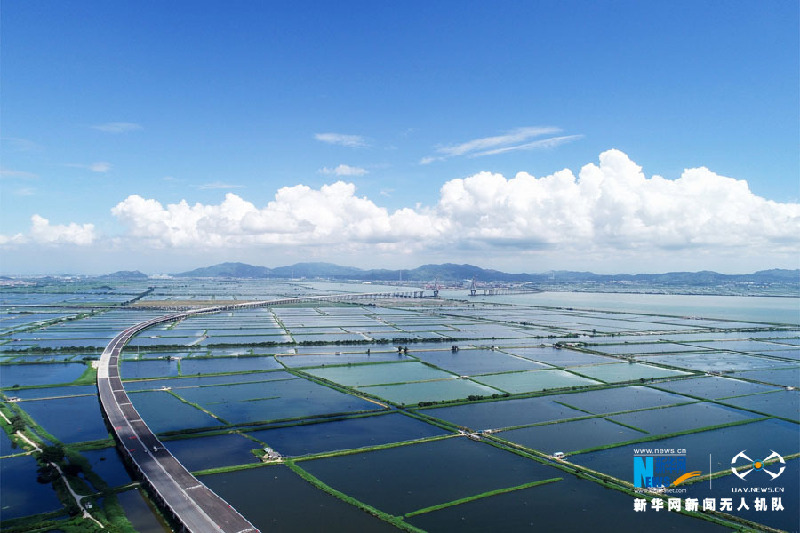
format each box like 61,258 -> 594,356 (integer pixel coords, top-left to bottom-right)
3,262 -> 798,298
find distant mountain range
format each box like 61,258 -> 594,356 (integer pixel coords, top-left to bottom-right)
172,261 -> 799,285
95,270 -> 150,280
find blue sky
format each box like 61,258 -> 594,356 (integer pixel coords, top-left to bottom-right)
1,1 -> 798,274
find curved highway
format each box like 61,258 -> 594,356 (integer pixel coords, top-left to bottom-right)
97,291 -> 423,532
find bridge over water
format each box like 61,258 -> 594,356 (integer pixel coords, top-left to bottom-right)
97,291 -> 425,532
469,287 -> 543,297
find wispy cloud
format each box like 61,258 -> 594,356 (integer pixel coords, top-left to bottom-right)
319,164 -> 368,177
475,134 -> 584,157
1,138 -> 43,152
314,132 -> 368,148
13,187 -> 36,196
91,122 -> 142,133
89,162 -> 112,172
65,162 -> 112,173
421,126 -> 581,163
0,167 -> 38,180
198,181 -> 244,190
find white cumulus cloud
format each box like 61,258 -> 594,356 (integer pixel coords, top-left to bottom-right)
28,215 -> 95,245
111,183 -> 437,249
106,149 -> 799,264
436,149 -> 799,251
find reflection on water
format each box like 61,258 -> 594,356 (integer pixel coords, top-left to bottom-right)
445,290 -> 800,324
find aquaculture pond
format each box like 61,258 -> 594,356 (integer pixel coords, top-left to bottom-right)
729,367 -> 800,387
179,356 -> 283,375
304,361 -> 455,387
359,378 -> 500,405
569,418 -> 800,478
411,348 -> 548,375
474,369 -> 601,394
8,353 -> 80,362
0,429 -> 16,456
299,436 -> 564,517
590,342 -> 706,355
504,346 -> 618,367
20,395 -> 110,443
652,375 -> 781,399
120,359 -> 180,379
497,417 -> 645,454
761,347 -> 800,360
129,390 -> 224,433
0,455 -> 63,519
278,350 -> 413,368
0,362 -> 86,388
719,389 -> 799,421
201,464 -> 401,532
79,447 -> 134,489
548,386 -> 692,415
2,280 -> 796,533
122,372 -> 277,392
679,459 -> 800,533
407,467 -> 731,533
246,412 -> 447,457
172,376 -> 381,424
569,362 -> 690,382
163,433 -> 260,472
644,352 -> 786,372
422,395 -> 585,430
682,339 -> 800,353
606,401 -> 757,435
479,291 -> 800,324
7,384 -> 97,400
116,488 -> 171,533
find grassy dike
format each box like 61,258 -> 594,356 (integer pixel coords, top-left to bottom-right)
192,434 -> 459,477
0,492 -> 138,533
72,362 -> 99,386
404,477 -> 562,518
284,458 -> 426,533
0,398 -> 137,532
565,417 -> 767,456
164,389 -> 231,425
480,434 -> 766,532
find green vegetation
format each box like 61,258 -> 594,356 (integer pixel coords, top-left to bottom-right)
194,462 -> 267,476
292,434 -> 456,463
404,477 -> 563,518
285,459 -> 425,532
3,279 -> 796,532
566,417 -> 767,456
72,363 -> 99,386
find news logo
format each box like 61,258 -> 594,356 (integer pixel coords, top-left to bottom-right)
633,448 -> 701,489
731,450 -> 786,481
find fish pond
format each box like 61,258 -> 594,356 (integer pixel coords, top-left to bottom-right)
2,280 -> 796,533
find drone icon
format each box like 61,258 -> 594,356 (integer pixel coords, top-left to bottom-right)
731,450 -> 785,481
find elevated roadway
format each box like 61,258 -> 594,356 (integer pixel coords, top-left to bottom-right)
97,291 -> 423,532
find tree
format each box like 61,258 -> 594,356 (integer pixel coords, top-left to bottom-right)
36,464 -> 59,484
10,415 -> 25,432
40,443 -> 65,464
